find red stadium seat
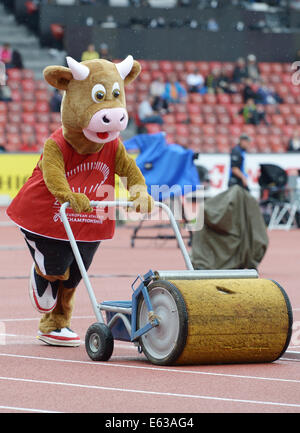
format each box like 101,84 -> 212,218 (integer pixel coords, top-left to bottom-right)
35,90 -> 50,101
6,123 -> 19,134
204,114 -> 217,125
22,101 -> 36,112
6,69 -> 22,81
173,62 -> 185,73
190,114 -> 204,125
36,101 -> 50,113
228,125 -> 242,136
35,80 -> 49,90
203,94 -> 217,104
256,135 -> 271,153
256,125 -> 269,135
175,113 -> 189,123
270,63 -> 283,74
201,105 -> 214,114
217,114 -> 231,125
291,105 -> 300,116
0,112 -> 7,125
22,112 -> 36,124
7,102 -> 22,112
6,133 -> 20,150
187,103 -> 200,115
271,114 -> 285,126
184,61 -> 197,73
216,125 -> 229,135
9,90 -> 21,102
22,69 -> 35,80
0,102 -> 7,113
216,135 -> 230,153
189,125 -> 202,135
7,80 -> 21,90
217,93 -> 231,104
175,124 -> 189,136
202,124 -> 215,136
176,135 -> 189,147
230,94 -> 243,104
189,93 -> 203,104
269,135 -> 284,152
162,114 -> 175,124
159,61 -> 174,74
196,62 -> 210,75
163,124 -> 176,135
21,79 -> 36,92
286,115 -> 299,126
35,124 -> 49,135
232,115 -> 244,125
165,134 -> 175,144
20,124 -> 34,134
259,63 -> 272,74
190,135 -> 202,150
7,112 -> 22,124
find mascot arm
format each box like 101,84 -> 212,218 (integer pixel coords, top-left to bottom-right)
40,139 -> 92,213
115,140 -> 154,213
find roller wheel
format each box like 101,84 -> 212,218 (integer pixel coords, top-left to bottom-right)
137,280 -> 188,366
85,322 -> 114,361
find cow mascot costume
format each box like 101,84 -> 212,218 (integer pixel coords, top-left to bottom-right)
7,55 -> 154,346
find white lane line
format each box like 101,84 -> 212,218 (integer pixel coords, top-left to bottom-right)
0,375 -> 299,409
0,405 -> 61,413
0,353 -> 299,385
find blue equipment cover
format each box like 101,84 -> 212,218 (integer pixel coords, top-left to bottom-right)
124,133 -> 200,201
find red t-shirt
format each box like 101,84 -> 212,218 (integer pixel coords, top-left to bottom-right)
7,128 -> 119,241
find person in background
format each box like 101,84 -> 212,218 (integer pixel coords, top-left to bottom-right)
162,73 -> 187,104
239,98 -> 268,125
138,94 -> 164,125
11,49 -> 24,69
232,57 -> 248,83
150,75 -> 169,113
287,130 -> 300,152
228,133 -> 251,190
186,67 -> 205,93
50,89 -> 63,112
81,44 -> 99,62
99,43 -> 113,61
0,43 -> 12,67
246,54 -> 260,81
0,85 -> 12,102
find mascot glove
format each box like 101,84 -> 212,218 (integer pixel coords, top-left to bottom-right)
129,185 -> 154,213
68,192 -> 93,213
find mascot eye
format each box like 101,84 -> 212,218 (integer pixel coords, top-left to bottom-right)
113,89 -> 120,98
91,84 -> 106,103
112,82 -> 120,98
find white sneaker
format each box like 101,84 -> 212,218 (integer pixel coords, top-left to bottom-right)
29,264 -> 59,314
37,327 -> 81,347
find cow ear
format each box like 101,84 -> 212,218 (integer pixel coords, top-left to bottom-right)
124,60 -> 141,86
43,65 -> 73,90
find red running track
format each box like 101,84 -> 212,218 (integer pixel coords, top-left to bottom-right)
0,207 -> 299,413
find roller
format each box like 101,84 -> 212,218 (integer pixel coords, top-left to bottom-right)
137,277 -> 292,366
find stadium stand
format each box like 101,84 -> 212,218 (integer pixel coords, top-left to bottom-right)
0,0 -> 299,154
0,58 -> 298,154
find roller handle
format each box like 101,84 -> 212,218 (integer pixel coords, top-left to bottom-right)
60,200 -> 194,272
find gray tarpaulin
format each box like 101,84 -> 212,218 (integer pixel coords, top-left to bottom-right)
190,185 -> 268,270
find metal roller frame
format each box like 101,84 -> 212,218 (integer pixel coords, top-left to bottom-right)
60,200 -> 300,361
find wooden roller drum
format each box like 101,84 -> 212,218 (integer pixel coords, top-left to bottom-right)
137,278 -> 293,366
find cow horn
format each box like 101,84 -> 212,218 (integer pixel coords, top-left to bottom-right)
115,55 -> 134,80
66,56 -> 89,81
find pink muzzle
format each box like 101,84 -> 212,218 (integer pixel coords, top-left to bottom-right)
83,107 -> 128,144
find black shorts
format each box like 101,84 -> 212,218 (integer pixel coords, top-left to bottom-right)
21,229 -> 100,289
